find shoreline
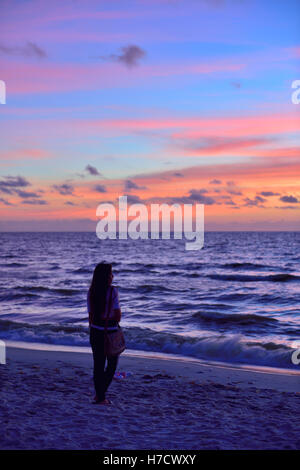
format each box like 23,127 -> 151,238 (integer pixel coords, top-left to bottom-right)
1,345 -> 299,449
5,340 -> 300,385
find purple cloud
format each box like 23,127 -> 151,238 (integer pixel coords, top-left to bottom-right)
124,194 -> 142,204
231,81 -> 241,89
52,183 -> 74,195
260,191 -> 280,197
22,199 -> 48,205
0,197 -> 13,206
0,176 -> 31,195
188,190 -> 215,205
103,44 -> 146,67
280,195 -> 299,204
14,189 -> 41,198
85,164 -> 101,176
65,201 -> 76,206
124,180 -> 147,191
93,184 -> 107,193
243,196 -> 266,207
0,41 -> 47,59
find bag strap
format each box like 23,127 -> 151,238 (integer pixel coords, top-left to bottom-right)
104,286 -> 113,334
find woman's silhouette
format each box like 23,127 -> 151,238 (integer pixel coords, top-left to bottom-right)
88,263 -> 121,404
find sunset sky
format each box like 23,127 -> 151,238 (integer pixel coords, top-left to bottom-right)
0,0 -> 299,231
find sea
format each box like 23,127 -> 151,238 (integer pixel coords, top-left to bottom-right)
0,231 -> 299,370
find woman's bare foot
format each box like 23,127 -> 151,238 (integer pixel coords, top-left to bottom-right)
93,398 -> 112,405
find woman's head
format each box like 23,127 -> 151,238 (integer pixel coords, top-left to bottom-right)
91,263 -> 113,289
89,263 -> 113,318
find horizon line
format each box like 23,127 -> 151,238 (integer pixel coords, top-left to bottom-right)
0,230 -> 299,234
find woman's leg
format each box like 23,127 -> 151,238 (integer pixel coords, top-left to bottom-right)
90,329 -> 106,401
103,355 -> 119,396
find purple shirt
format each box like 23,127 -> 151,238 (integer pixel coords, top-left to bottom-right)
88,286 -> 120,331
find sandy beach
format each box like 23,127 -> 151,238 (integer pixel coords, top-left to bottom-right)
0,345 -> 299,450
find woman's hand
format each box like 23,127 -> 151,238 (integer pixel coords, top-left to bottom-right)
113,308 -> 121,323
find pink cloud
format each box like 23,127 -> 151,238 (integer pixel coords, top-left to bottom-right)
1,30 -> 132,44
0,148 -> 51,161
68,113 -> 299,144
0,59 -> 245,95
0,112 -> 298,154
172,136 -> 271,156
169,113 -> 299,139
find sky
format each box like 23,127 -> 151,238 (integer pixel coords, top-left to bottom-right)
0,0 -> 299,231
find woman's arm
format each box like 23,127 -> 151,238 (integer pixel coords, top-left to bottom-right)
112,287 -> 121,322
87,291 -> 92,326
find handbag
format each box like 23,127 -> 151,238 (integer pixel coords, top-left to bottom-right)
103,286 -> 126,357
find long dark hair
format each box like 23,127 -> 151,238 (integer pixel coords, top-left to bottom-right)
89,263 -> 112,322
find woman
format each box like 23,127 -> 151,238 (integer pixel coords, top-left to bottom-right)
88,263 -> 121,405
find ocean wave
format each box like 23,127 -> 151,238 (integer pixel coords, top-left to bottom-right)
71,267 -> 92,275
116,267 -> 154,275
192,311 -> 277,326
0,286 -> 80,300
220,262 -> 281,271
26,286 -> 79,295
124,284 -> 177,294
0,319 -> 89,346
207,273 -> 300,283
124,329 -> 297,369
217,293 -> 255,301
0,262 -> 27,268
161,270 -> 183,276
0,292 -> 40,301
0,319 -> 297,369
